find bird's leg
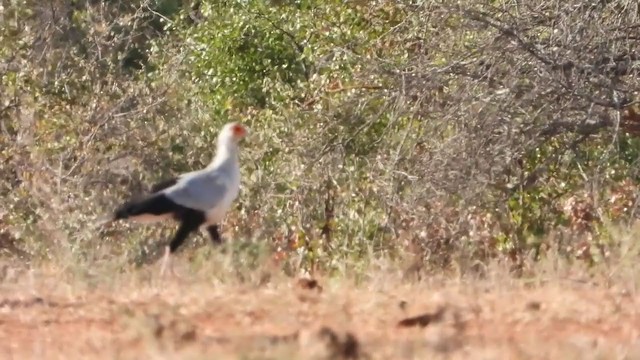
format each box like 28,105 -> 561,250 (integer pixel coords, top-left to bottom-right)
206,224 -> 230,255
159,217 -> 201,279
159,245 -> 172,278
206,225 -> 222,245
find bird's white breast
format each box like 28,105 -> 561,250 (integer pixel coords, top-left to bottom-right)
204,166 -> 240,226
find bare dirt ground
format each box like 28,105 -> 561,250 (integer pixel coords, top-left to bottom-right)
0,264 -> 639,360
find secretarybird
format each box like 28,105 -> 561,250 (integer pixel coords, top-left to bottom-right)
105,122 -> 249,276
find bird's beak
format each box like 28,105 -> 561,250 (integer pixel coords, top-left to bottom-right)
241,127 -> 251,142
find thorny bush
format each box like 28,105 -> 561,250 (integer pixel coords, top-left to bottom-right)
1,0 -> 640,276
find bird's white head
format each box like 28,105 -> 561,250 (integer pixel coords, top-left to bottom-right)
218,122 -> 249,146
214,122 -> 249,161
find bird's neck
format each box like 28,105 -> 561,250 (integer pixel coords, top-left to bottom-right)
207,141 -> 239,169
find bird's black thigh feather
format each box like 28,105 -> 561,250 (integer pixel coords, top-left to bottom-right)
169,210 -> 206,253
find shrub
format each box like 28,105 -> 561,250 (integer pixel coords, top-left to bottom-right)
2,0 -> 640,276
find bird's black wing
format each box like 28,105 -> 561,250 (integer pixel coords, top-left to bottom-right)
150,177 -> 180,193
113,192 -> 182,221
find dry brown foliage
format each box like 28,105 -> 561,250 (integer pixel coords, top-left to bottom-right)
2,0 -> 640,276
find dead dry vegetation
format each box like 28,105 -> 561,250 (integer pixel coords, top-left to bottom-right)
3,0 -> 640,358
1,253 -> 640,360
2,0 -> 640,272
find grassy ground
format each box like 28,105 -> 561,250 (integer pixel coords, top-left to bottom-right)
0,251 -> 639,360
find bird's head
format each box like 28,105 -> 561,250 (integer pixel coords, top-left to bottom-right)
218,122 -> 249,146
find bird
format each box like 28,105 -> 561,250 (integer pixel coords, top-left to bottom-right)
103,122 -> 249,277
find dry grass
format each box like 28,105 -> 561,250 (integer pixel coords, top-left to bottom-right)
0,251 -> 639,360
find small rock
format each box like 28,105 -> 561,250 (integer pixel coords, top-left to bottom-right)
397,306 -> 447,328
525,301 -> 542,311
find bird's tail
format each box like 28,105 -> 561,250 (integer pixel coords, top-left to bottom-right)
91,213 -> 117,229
90,202 -> 136,230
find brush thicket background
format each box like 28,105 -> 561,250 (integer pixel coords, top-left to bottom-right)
2,0 -> 640,277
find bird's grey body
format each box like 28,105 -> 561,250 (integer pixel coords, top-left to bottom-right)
163,154 -> 240,227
